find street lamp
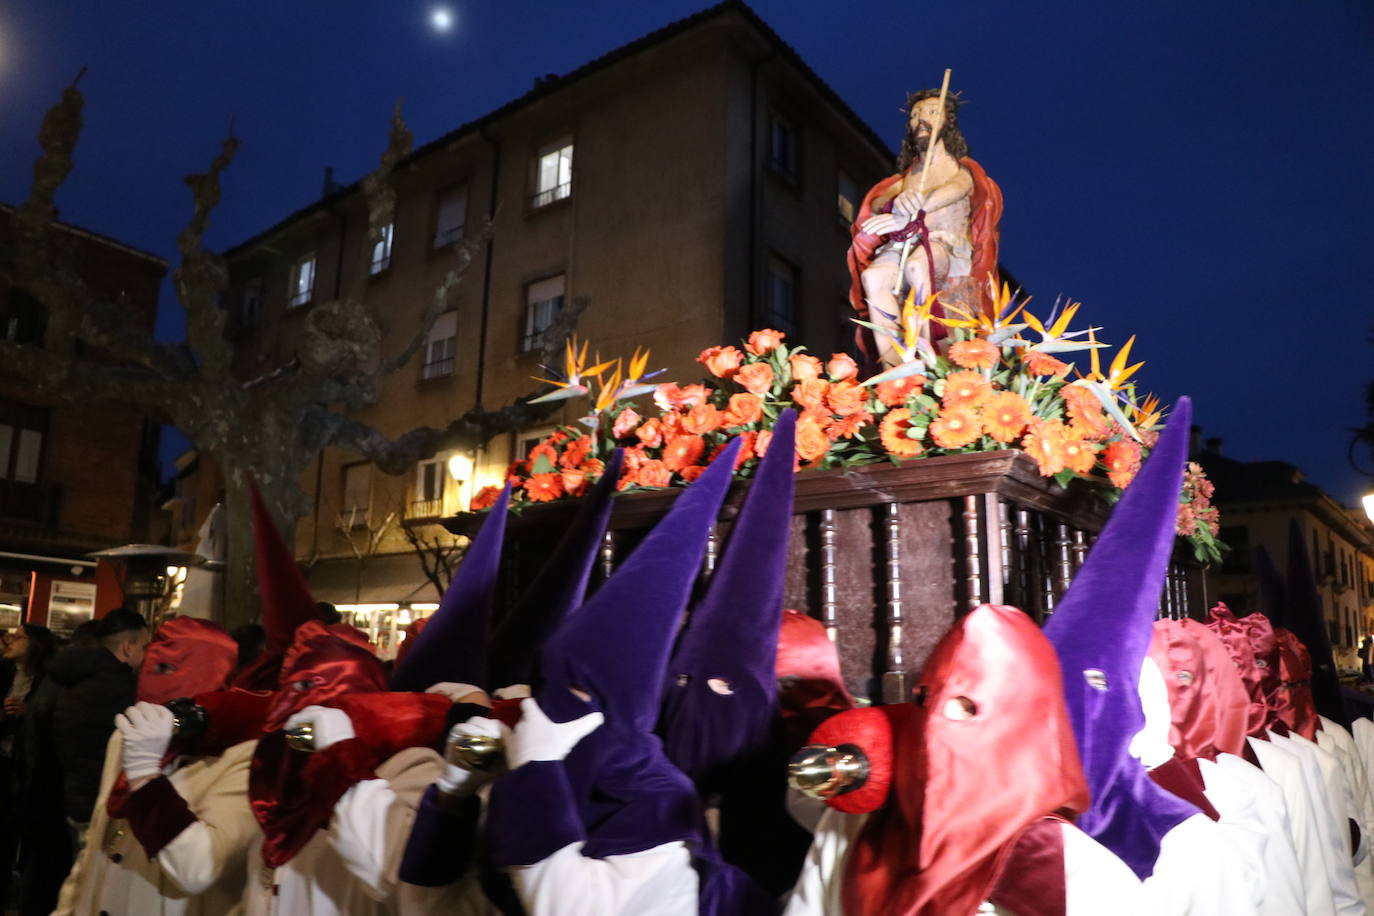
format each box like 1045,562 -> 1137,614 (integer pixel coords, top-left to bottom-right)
1364,492 -> 1374,525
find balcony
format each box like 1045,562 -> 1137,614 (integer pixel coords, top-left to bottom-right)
0,478 -> 61,527
407,497 -> 444,521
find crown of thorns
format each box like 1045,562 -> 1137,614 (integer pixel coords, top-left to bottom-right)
901,88 -> 966,114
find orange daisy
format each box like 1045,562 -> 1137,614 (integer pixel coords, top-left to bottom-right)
875,374 -> 925,408
1022,418 -> 1069,476
559,435 -> 594,469
470,485 -> 503,511
661,434 -> 707,472
1061,437 -> 1099,475
1102,438 -> 1142,489
1061,385 -> 1109,439
930,405 -> 982,449
826,411 -> 872,440
942,370 -> 993,408
948,338 -> 999,370
879,409 -> 925,458
982,391 -> 1032,444
679,465 -> 707,482
1023,350 -> 1070,377
560,467 -> 589,498
523,473 -> 564,503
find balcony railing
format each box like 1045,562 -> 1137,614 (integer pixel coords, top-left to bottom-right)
407,497 -> 444,520
0,479 -> 60,527
531,182 -> 571,209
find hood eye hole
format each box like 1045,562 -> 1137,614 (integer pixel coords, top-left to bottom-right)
943,696 -> 977,720
1176,670 -> 1194,685
292,679 -> 314,692
913,685 -> 928,707
675,673 -> 690,687
1255,659 -> 1269,669
1083,669 -> 1109,691
707,678 -> 733,696
155,662 -> 177,675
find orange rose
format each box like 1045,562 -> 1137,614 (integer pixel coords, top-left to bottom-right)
790,353 -> 823,382
722,392 -> 763,427
711,431 -> 755,469
662,434 -> 707,471
825,380 -> 868,417
653,384 -> 684,412
795,414 -> 831,463
470,485 -> 503,511
612,407 -> 641,439
560,467 -> 589,498
635,459 -> 673,488
745,328 -> 785,356
1024,350 -> 1070,378
678,384 -> 710,409
697,345 -> 743,379
635,418 -> 664,449
736,362 -> 775,396
827,352 -> 859,381
754,429 -> 773,457
523,473 -> 564,503
875,375 -> 925,407
559,435 -> 593,468
681,403 -> 721,435
792,378 -> 829,411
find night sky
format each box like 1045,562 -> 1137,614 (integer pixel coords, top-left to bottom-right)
1,1 -> 1371,505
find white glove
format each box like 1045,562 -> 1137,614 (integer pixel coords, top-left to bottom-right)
116,702 -> 175,781
283,705 -> 356,752
493,684 -> 532,700
425,682 -> 490,707
437,715 -> 503,797
504,697 -> 603,770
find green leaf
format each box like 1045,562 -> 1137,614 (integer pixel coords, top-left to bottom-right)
531,452 -> 555,475
1052,469 -> 1077,488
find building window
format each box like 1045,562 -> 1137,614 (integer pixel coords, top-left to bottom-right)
1219,526 -> 1249,574
411,458 -> 446,518
517,426 -> 559,463
370,223 -> 394,274
764,254 -> 799,336
532,139 -> 573,208
522,274 -> 565,353
240,279 -> 264,329
289,254 -> 316,308
340,462 -> 370,527
0,425 -> 42,484
421,311 -> 457,380
433,186 -> 467,248
769,113 -> 799,176
0,291 -> 47,345
837,171 -> 860,223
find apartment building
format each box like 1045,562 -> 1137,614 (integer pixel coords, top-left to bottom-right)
209,1 -> 894,649
0,205 -> 166,634
1196,438 -> 1374,669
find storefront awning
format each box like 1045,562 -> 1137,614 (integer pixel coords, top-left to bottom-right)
305,553 -> 439,606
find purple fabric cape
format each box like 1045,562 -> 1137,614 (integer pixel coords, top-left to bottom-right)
1043,397 -> 1202,879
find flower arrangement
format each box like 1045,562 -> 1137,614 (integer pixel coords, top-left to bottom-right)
472,284 -> 1225,565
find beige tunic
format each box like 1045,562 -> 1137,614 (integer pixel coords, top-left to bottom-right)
54,732 -> 258,916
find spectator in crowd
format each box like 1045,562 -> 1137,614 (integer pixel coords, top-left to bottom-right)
1,624 -> 57,904
47,609 -> 149,842
316,601 -> 342,625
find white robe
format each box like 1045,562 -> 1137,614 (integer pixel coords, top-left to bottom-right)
1201,753 -> 1307,916
1320,717 -> 1374,910
506,840 -> 698,916
1249,734 -> 1340,916
1353,719 -> 1374,800
1272,730 -> 1367,916
782,808 -> 1145,915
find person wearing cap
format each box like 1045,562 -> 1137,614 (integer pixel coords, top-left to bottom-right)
53,616 -> 256,916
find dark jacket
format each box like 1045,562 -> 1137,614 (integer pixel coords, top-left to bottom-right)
47,647 -> 137,822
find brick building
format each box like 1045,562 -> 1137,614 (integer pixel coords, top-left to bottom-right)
0,205 -> 166,635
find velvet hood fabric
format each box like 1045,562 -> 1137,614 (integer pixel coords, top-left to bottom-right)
1042,398 -> 1201,879
138,616 -> 238,705
1274,627 -> 1319,740
1147,619 -> 1249,761
487,450 -> 624,691
389,484 -> 511,692
528,437 -> 741,859
843,604 -> 1090,916
1204,602 -> 1271,737
658,410 -> 796,794
775,608 -> 855,748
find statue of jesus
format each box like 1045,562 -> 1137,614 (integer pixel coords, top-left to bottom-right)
847,90 -> 1003,368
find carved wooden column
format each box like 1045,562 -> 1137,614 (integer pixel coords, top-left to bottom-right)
961,495 -> 983,611
818,509 -> 839,639
1053,523 -> 1074,602
600,530 -> 616,579
1012,506 -> 1035,620
881,503 -> 910,703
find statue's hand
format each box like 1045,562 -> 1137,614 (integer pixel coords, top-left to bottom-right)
890,189 -> 926,220
860,213 -> 908,237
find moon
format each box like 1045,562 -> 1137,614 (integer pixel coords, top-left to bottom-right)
430,6 -> 455,33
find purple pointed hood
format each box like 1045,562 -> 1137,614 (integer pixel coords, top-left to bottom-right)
390,484 -> 510,692
1043,398 -> 1201,879
487,450 -> 624,691
534,437 -> 741,858
1284,519 -> 1349,728
658,410 -> 796,793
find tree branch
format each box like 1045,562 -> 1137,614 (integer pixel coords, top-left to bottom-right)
176,133 -> 240,380
379,224 -> 490,377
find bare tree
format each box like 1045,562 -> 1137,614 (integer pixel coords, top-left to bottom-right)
398,513 -> 468,599
0,81 -> 567,627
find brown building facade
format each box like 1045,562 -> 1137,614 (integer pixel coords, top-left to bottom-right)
0,206 -> 167,634
210,2 -> 894,650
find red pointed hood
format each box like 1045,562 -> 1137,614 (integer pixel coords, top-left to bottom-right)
1147,619 -> 1249,760
263,621 -> 388,733
1204,603 -> 1270,738
1274,628 -> 1318,740
138,616 -> 238,705
774,609 -> 854,748
843,605 -> 1089,916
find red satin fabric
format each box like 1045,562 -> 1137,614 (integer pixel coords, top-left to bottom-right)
1205,604 -> 1271,738
1148,620 -> 1249,760
138,617 -> 238,705
776,609 -> 855,748
843,605 -> 1089,916
263,621 -> 387,733
393,617 -> 429,670
811,705 -> 906,816
1274,628 -> 1319,740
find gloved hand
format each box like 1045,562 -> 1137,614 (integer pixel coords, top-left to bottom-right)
437,716 -> 503,797
425,682 -> 491,707
283,705 -> 356,752
492,684 -> 532,700
503,697 -> 603,770
116,702 -> 176,781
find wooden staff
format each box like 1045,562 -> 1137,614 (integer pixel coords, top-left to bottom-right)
891,68 -> 952,296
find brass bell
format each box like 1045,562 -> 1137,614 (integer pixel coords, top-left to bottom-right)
447,734 -> 506,772
787,743 -> 870,799
284,722 -> 316,752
